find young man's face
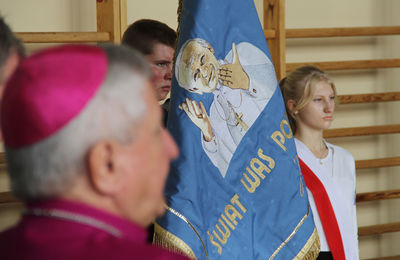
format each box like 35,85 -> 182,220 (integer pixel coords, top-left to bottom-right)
0,51 -> 19,98
178,40 -> 220,94
146,43 -> 174,101
0,51 -> 20,141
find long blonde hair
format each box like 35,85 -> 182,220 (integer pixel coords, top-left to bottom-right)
279,66 -> 336,134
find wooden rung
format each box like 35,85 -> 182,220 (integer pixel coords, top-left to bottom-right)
356,189 -> 400,203
0,191 -> 19,204
324,124 -> 400,138
0,152 -> 5,165
358,222 -> 400,236
1,155 -> 399,169
286,26 -> 400,38
363,255 -> 400,260
338,92 -> 400,104
356,157 -> 400,169
15,32 -> 111,43
286,59 -> 400,72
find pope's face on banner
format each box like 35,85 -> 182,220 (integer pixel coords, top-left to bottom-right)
177,40 -> 220,94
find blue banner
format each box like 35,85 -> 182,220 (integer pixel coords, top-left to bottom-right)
155,0 -> 319,259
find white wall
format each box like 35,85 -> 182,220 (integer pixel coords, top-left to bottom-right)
0,0 -> 399,258
126,0 -> 264,33
286,1 -> 400,258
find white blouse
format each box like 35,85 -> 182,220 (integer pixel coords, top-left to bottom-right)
295,138 -> 359,259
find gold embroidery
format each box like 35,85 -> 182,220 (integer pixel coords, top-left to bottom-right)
293,228 -> 320,260
269,208 -> 320,259
295,154 -> 305,197
153,222 -> 197,259
153,205 -> 209,260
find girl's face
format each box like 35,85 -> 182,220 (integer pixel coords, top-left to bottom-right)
296,80 -> 335,132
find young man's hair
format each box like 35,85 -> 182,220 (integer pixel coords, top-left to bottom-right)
0,16 -> 25,82
122,19 -> 177,55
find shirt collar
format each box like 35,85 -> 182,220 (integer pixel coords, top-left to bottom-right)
26,199 -> 148,243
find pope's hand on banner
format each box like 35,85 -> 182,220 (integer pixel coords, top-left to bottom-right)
179,98 -> 214,142
219,42 -> 250,91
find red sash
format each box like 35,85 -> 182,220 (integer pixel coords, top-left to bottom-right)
299,158 -> 346,260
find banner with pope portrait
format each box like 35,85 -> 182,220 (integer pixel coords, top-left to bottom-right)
155,0 -> 320,259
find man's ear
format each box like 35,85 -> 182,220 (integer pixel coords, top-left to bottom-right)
87,140 -> 120,195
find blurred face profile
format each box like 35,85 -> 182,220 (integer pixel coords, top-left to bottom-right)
0,51 -> 20,141
146,43 -> 174,101
116,83 -> 178,227
177,40 -> 220,94
0,51 -> 19,98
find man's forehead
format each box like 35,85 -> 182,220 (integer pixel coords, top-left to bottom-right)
149,43 -> 174,58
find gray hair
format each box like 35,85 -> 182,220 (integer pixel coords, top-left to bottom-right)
5,44 -> 151,200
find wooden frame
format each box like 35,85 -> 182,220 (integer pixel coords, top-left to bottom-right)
13,0 -> 127,44
263,1 -> 400,259
263,0 -> 286,81
96,0 -> 125,43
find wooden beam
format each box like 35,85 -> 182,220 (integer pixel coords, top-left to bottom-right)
0,192 -> 19,204
358,222 -> 400,236
338,92 -> 400,104
120,0 -> 127,35
263,26 -> 400,40
286,59 -> 400,72
5,155 -> 397,171
363,255 -> 400,260
0,152 -> 5,165
264,0 -> 286,81
2,150 -> 400,171
96,0 -> 122,43
15,32 -> 111,43
286,26 -> 400,38
323,124 -> 400,138
356,189 -> 400,203
356,157 -> 400,169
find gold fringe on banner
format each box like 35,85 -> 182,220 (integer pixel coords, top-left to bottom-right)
173,0 -> 184,67
177,0 -> 183,34
153,205 -> 209,260
153,222 -> 197,259
294,228 -> 320,260
269,209 -> 320,260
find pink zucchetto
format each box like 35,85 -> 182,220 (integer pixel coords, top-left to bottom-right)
1,44 -> 108,148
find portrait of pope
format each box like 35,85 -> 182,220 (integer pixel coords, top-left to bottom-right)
176,38 -> 277,178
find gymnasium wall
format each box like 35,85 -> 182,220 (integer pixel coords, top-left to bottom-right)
0,0 -> 399,258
